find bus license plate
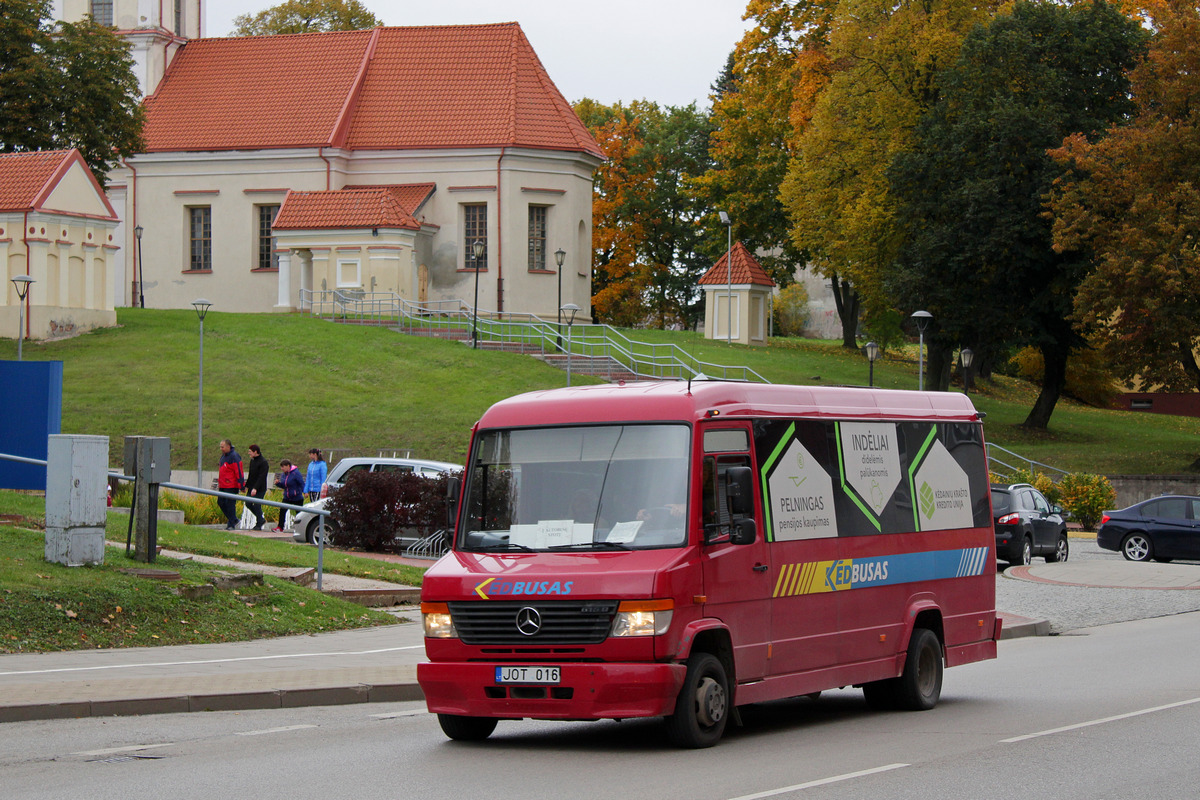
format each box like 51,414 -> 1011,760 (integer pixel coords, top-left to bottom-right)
495,666 -> 560,685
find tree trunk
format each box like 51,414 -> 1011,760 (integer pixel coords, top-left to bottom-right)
830,274 -> 860,349
927,341 -> 953,392
1179,341 -> 1200,393
1023,342 -> 1069,429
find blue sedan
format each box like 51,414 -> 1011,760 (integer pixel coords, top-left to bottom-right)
1097,495 -> 1200,562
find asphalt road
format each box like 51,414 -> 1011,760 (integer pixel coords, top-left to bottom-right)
2,609 -> 1198,800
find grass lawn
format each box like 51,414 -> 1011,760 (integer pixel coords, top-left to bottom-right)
0,492 -> 404,654
0,309 -> 1197,478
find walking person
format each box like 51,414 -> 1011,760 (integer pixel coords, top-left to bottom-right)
245,444 -> 268,530
304,448 -> 327,502
274,459 -> 305,532
216,439 -> 245,531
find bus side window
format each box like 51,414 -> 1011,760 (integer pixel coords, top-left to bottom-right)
702,455 -> 750,535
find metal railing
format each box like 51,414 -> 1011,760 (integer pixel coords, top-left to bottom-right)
987,443 -> 1069,484
0,451 -> 333,588
299,288 -> 770,383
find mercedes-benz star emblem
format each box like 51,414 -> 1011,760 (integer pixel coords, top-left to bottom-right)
515,606 -> 542,636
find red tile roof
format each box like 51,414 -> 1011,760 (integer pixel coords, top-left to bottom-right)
142,24 -> 603,159
273,183 -> 436,230
0,150 -> 116,219
699,241 -> 776,287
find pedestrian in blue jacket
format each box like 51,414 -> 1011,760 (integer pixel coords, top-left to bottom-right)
304,448 -> 327,501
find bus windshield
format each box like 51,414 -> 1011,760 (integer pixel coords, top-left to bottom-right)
459,424 -> 690,552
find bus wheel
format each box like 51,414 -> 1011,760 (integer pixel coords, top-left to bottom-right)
666,652 -> 729,748
896,628 -> 943,711
437,714 -> 497,741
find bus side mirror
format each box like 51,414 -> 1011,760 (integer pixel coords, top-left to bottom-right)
725,466 -> 754,517
446,476 -> 461,529
725,466 -> 756,545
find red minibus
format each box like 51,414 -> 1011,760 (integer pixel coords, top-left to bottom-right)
418,381 -> 999,747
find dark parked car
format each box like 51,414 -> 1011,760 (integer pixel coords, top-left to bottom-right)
1097,495 -> 1200,562
990,483 -> 1068,565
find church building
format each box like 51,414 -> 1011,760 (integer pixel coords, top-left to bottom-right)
62,2 -> 603,319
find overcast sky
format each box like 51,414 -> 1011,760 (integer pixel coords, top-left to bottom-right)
203,0 -> 753,109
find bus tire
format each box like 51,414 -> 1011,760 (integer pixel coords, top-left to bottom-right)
666,652 -> 729,748
437,713 -> 497,741
895,628 -> 943,711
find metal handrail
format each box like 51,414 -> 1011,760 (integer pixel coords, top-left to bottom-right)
986,443 -> 1069,481
299,288 -> 770,383
0,450 -> 332,588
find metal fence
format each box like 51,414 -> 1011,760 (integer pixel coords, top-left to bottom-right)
986,443 -> 1069,484
299,288 -> 769,383
0,450 -> 334,589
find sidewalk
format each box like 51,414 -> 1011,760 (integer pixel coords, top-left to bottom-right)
5,556 -> 1193,725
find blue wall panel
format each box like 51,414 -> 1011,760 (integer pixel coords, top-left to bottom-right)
0,361 -> 63,490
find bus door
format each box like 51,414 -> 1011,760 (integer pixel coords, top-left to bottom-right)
698,425 -> 772,683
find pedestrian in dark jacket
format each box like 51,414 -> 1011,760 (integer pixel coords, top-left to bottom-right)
217,439 -> 244,530
245,444 -> 268,530
274,459 -> 305,532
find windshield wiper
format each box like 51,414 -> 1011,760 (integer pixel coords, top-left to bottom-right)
478,542 -> 535,552
548,541 -> 632,551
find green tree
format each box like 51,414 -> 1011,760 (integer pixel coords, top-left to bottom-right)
1050,0 -> 1200,394
48,17 -> 145,181
889,0 -> 1145,429
780,0 -> 996,349
695,1 -> 837,290
0,0 -> 143,183
575,99 -> 714,329
232,0 -> 381,35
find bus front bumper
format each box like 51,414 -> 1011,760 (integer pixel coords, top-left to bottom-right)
417,661 -> 687,720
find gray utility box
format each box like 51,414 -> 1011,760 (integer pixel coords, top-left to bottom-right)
45,434 -> 109,566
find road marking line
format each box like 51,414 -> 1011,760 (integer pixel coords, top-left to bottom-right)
370,710 -> 428,719
0,645 -> 424,677
73,743 -> 175,757
235,725 -> 318,736
1002,696 -> 1200,743
726,763 -> 910,800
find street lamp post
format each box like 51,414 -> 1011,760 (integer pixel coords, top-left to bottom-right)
561,303 -> 580,386
960,348 -> 974,395
718,211 -> 732,344
11,275 -> 33,361
133,224 -> 145,308
192,299 -> 211,487
864,340 -> 880,387
911,310 -> 933,391
471,239 -> 485,349
555,248 -> 566,351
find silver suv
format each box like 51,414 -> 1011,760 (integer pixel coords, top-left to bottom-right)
291,456 -> 461,544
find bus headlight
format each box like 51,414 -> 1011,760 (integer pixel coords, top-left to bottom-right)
611,599 -> 674,637
422,602 -> 458,639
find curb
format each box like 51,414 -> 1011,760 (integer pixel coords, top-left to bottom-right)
0,681 -> 425,724
997,611 -> 1051,639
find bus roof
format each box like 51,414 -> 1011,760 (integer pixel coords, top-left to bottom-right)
475,381 -> 982,430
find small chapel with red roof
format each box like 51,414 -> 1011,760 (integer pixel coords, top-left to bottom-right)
698,241 -> 777,346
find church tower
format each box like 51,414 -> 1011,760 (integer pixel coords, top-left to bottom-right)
51,0 -> 204,96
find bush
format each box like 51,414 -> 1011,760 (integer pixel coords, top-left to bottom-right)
111,485 -> 284,526
774,283 -> 810,338
327,470 -> 449,550
1057,473 -> 1116,531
